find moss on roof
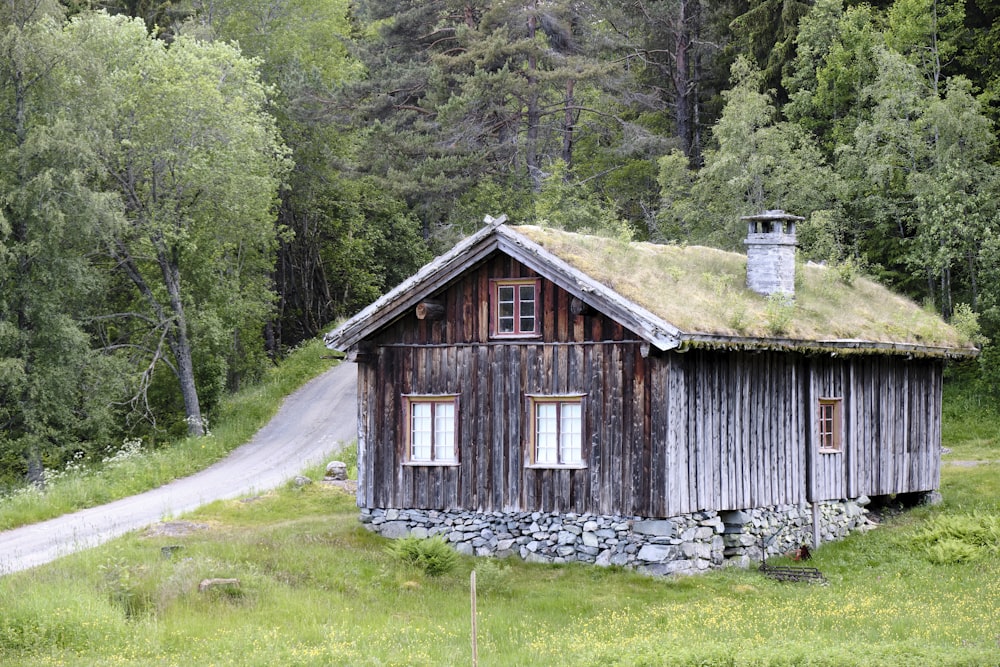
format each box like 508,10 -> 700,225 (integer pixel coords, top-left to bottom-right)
512,225 -> 973,351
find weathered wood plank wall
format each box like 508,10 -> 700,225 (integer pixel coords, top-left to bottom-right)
354,250 -> 945,517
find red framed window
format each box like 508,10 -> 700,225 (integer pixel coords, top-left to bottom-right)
491,278 -> 541,338
404,395 -> 459,464
818,398 -> 842,453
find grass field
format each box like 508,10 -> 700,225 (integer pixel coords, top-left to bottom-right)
0,457 -> 996,666
0,353 -> 996,666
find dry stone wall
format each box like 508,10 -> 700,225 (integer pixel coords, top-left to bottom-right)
360,497 -> 873,576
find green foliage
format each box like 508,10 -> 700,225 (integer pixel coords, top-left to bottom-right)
1,453 -> 997,665
763,294 -> 795,335
909,514 -> 1000,564
386,535 -> 459,577
473,557 -> 513,597
0,338 -> 339,529
100,557 -> 155,619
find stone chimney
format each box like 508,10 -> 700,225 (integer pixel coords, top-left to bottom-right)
742,210 -> 802,297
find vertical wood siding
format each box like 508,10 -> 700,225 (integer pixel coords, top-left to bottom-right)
354,250 -> 944,516
809,356 -> 942,501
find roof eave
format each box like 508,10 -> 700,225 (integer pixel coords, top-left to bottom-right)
677,333 -> 979,359
324,222 -> 503,351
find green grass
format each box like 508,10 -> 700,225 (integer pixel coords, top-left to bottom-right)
943,379 -> 1000,462
0,456 -> 996,666
0,365 -> 996,665
0,337 -> 341,531
514,225 -> 974,351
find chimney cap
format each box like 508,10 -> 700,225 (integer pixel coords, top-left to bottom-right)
740,209 -> 804,222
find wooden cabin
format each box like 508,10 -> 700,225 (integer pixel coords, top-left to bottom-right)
325,214 -> 976,569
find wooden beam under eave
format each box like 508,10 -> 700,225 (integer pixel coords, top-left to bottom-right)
347,343 -> 374,364
570,296 -> 594,317
415,299 -> 445,321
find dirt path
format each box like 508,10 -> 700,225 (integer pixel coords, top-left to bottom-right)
0,363 -> 357,576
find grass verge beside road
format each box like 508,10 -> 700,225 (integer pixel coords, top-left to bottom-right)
0,338 -> 339,531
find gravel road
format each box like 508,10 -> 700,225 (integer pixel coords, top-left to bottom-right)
0,362 -> 357,576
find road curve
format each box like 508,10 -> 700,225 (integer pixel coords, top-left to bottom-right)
0,362 -> 357,576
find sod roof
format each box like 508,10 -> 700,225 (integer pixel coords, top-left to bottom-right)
326,221 -> 976,358
511,225 -> 976,357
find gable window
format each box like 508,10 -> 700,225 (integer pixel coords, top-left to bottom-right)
491,278 -> 541,338
404,395 -> 459,465
817,398 -> 842,453
527,395 -> 585,468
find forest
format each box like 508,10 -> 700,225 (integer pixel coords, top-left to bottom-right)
1,0 -> 998,488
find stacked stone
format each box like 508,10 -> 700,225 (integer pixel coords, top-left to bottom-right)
359,498 -> 871,577
720,498 -> 873,567
361,508 -> 727,575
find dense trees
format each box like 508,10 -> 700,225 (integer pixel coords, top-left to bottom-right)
3,0 -> 1000,485
1,6 -> 288,483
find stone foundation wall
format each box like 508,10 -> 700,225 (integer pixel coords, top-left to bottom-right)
360,497 -> 873,576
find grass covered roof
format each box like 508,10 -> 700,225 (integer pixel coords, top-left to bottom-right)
512,225 -> 975,355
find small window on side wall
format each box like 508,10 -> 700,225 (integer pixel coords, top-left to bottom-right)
404,395 -> 459,465
491,278 -> 541,338
817,398 -> 842,453
527,395 -> 586,468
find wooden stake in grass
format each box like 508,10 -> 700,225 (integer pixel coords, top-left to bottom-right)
470,570 -> 478,667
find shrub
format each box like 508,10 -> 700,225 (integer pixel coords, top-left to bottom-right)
473,557 -> 513,597
386,535 -> 459,577
909,513 -> 1000,564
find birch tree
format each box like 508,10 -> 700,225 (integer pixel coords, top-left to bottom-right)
62,13 -> 290,436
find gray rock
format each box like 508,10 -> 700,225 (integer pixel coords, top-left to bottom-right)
682,542 -> 712,559
324,460 -> 348,481
633,520 -> 676,537
380,522 -> 411,539
557,530 -> 577,545
637,544 -> 677,563
720,510 -> 751,525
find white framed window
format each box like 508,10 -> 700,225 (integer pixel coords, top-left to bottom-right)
404,395 -> 459,465
490,278 -> 541,338
526,395 -> 586,468
818,397 -> 842,453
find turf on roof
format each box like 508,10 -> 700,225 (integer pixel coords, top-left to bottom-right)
512,225 -> 972,351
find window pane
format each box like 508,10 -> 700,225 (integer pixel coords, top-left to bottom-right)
497,285 -> 515,332
560,403 -> 582,464
411,403 -> 432,460
535,403 -> 558,464
434,403 -> 455,461
519,285 -> 536,332
818,401 -> 838,450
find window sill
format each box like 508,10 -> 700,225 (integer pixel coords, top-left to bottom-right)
490,333 -> 543,340
524,464 -> 588,470
818,449 -> 842,455
403,461 -> 460,467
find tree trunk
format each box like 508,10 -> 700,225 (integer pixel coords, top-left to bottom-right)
158,249 -> 205,437
562,78 -> 576,168
525,2 -> 541,190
